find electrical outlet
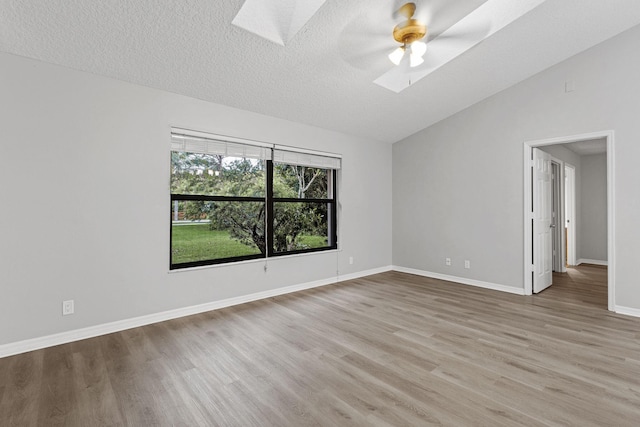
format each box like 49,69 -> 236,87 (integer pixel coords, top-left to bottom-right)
465,260 -> 471,269
349,257 -> 354,265
62,300 -> 74,316
445,257 -> 451,266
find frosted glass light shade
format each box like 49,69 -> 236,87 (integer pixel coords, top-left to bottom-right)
388,46 -> 405,65
410,53 -> 424,67
411,41 -> 427,57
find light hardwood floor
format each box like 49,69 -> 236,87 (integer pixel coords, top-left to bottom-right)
1,265 -> 639,426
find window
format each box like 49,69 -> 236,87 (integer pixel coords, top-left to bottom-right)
170,131 -> 340,269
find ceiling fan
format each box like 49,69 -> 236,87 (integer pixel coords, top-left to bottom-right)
338,0 -> 494,92
388,3 -> 428,67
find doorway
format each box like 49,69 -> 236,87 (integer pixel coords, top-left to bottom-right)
550,159 -> 565,274
564,164 -> 576,266
523,131 -> 615,311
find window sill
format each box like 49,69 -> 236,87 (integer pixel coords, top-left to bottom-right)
168,248 -> 341,274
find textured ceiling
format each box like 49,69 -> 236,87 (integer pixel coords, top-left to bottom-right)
565,138 -> 607,156
2,0 -> 640,143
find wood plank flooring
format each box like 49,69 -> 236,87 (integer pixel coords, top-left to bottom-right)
2,266 -> 640,426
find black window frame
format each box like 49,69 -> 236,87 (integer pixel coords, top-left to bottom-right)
267,160 -> 338,258
170,159 -> 338,270
170,194 -> 267,269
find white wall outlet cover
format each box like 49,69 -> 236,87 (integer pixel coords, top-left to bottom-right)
62,300 -> 74,316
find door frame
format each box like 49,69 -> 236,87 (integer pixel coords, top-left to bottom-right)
549,157 -> 566,274
523,131 -> 615,311
564,163 -> 577,267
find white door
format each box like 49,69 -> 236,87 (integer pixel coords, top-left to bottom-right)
533,148 -> 553,293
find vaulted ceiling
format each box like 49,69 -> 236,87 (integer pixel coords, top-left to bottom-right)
2,0 -> 640,143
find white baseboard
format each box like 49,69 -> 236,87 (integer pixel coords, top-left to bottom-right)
0,266 -> 392,359
614,305 -> 640,318
577,259 -> 608,266
392,265 -> 525,295
338,265 -> 392,282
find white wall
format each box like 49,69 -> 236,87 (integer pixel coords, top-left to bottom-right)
0,52 -> 392,348
393,23 -> 640,310
580,153 -> 608,262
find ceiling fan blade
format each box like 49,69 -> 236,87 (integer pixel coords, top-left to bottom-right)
427,20 -> 490,45
412,0 -> 489,40
340,43 -> 395,71
338,10 -> 397,71
395,2 -> 416,20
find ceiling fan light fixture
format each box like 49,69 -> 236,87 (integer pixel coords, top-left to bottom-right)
389,3 -> 427,68
411,40 -> 427,57
409,53 -> 424,68
388,46 -> 406,66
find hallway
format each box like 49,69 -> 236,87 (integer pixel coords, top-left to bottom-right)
535,264 -> 608,309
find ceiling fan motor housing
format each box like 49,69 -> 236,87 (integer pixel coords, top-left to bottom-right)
393,18 -> 427,45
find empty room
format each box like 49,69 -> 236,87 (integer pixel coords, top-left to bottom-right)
2,1 -> 640,425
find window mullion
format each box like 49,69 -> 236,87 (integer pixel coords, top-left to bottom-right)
266,159 -> 274,257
